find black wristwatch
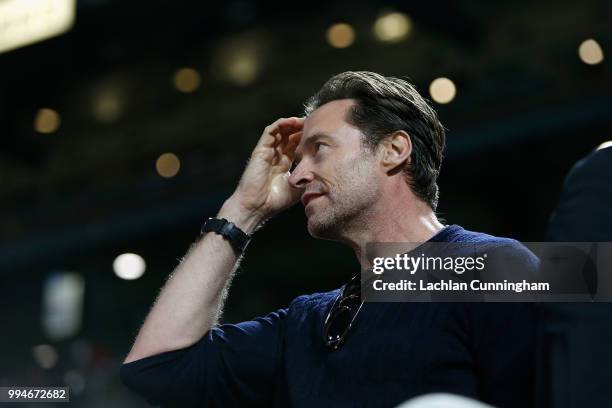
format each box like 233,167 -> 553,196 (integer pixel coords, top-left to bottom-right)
201,217 -> 251,253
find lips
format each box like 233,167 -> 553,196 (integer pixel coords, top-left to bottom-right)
301,192 -> 325,207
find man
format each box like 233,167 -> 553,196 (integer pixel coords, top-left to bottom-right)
538,145 -> 612,408
120,72 -> 537,407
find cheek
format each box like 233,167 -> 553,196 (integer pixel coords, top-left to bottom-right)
333,155 -> 376,190
314,154 -> 342,184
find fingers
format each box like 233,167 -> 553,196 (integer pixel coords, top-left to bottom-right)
283,131 -> 302,160
257,117 -> 304,149
272,130 -> 302,169
277,117 -> 305,136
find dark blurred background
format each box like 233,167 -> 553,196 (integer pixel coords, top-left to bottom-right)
0,0 -> 610,406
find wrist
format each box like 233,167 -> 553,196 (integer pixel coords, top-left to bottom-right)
217,196 -> 265,235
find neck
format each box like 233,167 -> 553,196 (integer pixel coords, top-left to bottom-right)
338,185 -> 445,270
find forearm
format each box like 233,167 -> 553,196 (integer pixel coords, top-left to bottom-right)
123,197 -> 263,363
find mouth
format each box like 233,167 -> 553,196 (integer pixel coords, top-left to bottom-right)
301,192 -> 325,207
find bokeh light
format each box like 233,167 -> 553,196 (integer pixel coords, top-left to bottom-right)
212,34 -> 265,86
326,23 -> 355,48
93,87 -> 123,123
226,51 -> 259,86
32,344 -> 59,369
34,108 -> 61,133
156,152 -> 181,178
173,67 -> 201,93
42,272 -> 84,341
113,253 -> 146,280
578,39 -> 604,65
429,77 -> 457,104
373,12 -> 412,43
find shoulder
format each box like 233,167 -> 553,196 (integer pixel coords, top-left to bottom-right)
280,289 -> 340,332
446,225 -> 539,270
287,289 -> 339,311
444,224 -> 521,246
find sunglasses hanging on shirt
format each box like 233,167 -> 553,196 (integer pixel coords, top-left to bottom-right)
322,272 -> 364,351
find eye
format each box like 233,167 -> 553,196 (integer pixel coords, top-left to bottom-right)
314,142 -> 325,153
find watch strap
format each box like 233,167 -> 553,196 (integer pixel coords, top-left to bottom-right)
202,217 -> 251,253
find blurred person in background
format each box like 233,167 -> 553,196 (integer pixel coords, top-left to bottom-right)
120,71 -> 538,407
538,145 -> 612,408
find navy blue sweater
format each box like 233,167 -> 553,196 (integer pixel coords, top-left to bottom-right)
120,225 -> 538,407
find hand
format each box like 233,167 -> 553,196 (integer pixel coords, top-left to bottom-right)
230,117 -> 304,222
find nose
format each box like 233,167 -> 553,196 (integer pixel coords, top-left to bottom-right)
288,160 -> 315,189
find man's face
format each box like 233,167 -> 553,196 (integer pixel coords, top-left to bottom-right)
289,99 -> 382,240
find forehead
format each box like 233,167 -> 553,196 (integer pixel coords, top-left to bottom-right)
302,98 -> 361,139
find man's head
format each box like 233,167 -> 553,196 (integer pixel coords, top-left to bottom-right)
289,71 -> 445,240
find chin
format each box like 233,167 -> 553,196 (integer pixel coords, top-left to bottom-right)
306,214 -> 340,241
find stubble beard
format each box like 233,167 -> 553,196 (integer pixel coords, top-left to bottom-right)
307,154 -> 380,241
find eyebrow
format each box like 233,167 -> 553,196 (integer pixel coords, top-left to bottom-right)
293,133 -> 333,163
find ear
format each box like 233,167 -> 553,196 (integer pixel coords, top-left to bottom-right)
379,130 -> 412,174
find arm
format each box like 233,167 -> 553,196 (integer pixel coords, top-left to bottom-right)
120,306 -> 291,406
123,117 -> 304,364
